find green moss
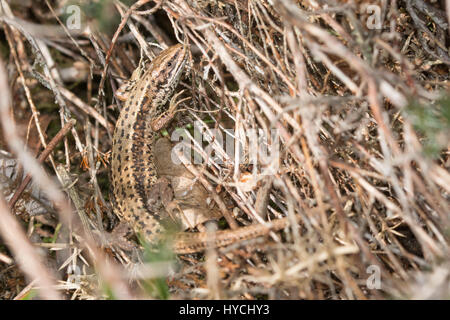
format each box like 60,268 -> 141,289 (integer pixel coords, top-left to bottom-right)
19,289 -> 38,300
62,0 -> 134,36
405,94 -> 450,158
101,282 -> 116,300
136,233 -> 176,299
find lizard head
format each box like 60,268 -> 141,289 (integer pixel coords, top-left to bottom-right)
146,43 -> 189,117
150,43 -> 188,92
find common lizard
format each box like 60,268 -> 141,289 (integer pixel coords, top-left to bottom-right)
111,43 -> 297,254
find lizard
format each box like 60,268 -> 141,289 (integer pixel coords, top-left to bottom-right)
110,43 -> 298,254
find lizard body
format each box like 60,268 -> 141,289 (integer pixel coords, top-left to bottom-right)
111,44 -> 294,254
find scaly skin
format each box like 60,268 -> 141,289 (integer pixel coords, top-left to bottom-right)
111,44 -> 296,254
111,44 -> 188,245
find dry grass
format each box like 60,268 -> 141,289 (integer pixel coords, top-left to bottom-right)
0,0 -> 449,300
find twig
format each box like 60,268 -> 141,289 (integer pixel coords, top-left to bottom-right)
8,119 -> 76,210
0,193 -> 61,299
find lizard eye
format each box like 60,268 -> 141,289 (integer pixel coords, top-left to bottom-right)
167,62 -> 172,67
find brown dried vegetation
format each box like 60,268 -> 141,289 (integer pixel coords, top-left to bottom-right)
0,0 -> 449,300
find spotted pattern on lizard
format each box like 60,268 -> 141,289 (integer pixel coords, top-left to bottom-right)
111,44 -> 297,254
111,44 -> 188,244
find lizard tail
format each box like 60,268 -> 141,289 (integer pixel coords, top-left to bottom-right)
172,216 -> 299,254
